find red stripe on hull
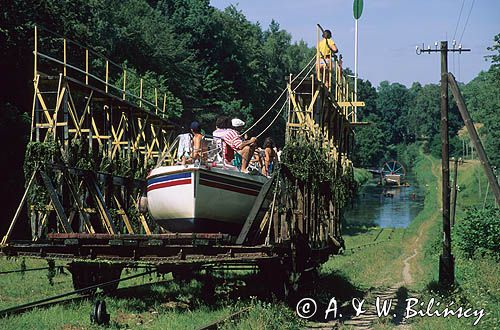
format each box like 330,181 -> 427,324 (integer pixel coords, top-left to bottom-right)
199,179 -> 259,196
147,179 -> 192,192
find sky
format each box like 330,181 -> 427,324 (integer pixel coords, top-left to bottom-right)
210,0 -> 500,88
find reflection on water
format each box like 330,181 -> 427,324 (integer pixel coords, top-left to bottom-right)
345,175 -> 424,228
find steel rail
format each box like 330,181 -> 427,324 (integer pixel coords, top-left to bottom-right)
0,266 -> 52,275
0,269 -> 155,317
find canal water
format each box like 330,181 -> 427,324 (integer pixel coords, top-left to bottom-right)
344,174 -> 425,228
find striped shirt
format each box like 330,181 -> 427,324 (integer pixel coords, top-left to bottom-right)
222,129 -> 242,150
212,129 -> 242,162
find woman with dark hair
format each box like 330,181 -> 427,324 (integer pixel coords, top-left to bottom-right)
262,137 -> 276,177
181,121 -> 203,165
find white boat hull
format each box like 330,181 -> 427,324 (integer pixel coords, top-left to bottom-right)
146,166 -> 268,234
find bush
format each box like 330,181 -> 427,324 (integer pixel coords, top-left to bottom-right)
454,206 -> 500,259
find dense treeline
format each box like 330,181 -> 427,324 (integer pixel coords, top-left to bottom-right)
0,0 -> 312,232
0,0 -> 314,133
353,35 -> 500,169
0,0 -> 499,224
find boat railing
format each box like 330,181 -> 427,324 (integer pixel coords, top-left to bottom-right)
154,134 -> 230,169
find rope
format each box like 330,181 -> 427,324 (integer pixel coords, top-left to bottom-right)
255,99 -> 287,139
292,62 -> 316,93
241,54 -> 316,137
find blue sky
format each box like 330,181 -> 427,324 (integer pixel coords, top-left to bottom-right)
210,0 -> 500,87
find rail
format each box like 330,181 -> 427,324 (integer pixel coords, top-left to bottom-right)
0,268 -> 156,317
34,26 -> 169,117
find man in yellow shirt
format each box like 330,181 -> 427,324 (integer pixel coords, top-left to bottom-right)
317,29 -> 338,88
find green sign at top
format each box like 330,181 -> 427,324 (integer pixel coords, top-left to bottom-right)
353,0 -> 364,19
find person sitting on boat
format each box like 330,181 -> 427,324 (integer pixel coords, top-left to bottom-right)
225,132 -> 257,173
262,137 -> 277,177
250,147 -> 263,172
317,29 -> 338,88
181,121 -> 204,165
212,116 -> 230,162
189,121 -> 204,164
231,118 -> 245,133
212,116 -> 256,172
230,117 -> 250,168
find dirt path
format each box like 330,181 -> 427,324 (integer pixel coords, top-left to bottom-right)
341,156 -> 441,329
397,155 -> 440,287
306,155 -> 442,330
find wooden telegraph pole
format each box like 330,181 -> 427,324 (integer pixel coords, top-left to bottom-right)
439,41 -> 453,286
416,41 -> 470,287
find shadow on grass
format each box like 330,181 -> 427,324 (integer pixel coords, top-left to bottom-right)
105,269 -> 365,317
304,272 -> 366,323
392,286 -> 410,325
425,280 -> 466,303
106,275 -> 210,312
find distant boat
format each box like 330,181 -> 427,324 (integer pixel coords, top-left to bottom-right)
147,163 -> 268,235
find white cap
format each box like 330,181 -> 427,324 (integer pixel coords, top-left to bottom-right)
231,118 -> 245,128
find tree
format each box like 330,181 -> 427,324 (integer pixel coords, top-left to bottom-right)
352,114 -> 387,168
375,81 -> 410,145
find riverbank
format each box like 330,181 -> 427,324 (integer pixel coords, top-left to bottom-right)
322,152 -> 440,290
410,158 -> 499,330
354,167 -> 372,186
321,152 -> 499,329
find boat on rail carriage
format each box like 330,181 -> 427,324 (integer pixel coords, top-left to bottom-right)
146,134 -> 269,234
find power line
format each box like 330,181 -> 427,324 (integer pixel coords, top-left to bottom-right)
459,0 -> 476,44
452,0 -> 466,42
452,0 -> 467,73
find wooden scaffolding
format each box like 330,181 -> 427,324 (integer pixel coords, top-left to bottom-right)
2,27 -> 179,244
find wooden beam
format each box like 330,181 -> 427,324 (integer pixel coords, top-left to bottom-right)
448,73 -> 500,205
40,170 -> 73,233
236,174 -> 276,245
62,171 -> 95,233
113,195 -> 135,234
1,170 -> 38,246
84,175 -> 117,234
336,101 -> 365,107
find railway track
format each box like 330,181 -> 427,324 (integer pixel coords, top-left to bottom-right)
305,286 -> 413,330
0,268 -> 159,318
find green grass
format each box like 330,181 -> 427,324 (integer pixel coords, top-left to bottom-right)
454,159 -> 497,211
410,158 -> 500,330
322,153 -> 440,290
0,260 -> 303,329
354,167 -> 371,186
0,156 -> 497,329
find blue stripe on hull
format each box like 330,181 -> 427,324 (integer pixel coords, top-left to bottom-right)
148,172 -> 191,186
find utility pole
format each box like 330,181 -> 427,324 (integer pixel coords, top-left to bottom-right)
416,41 -> 470,287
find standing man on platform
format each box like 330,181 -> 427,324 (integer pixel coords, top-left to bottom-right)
317,29 -> 338,89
